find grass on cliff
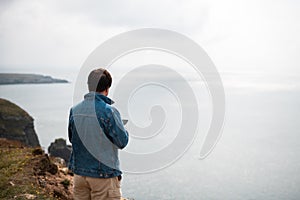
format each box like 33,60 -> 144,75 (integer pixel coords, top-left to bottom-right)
0,139 -> 55,200
0,98 -> 30,118
0,98 -> 34,137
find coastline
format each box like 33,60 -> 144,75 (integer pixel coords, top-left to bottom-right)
0,73 -> 69,85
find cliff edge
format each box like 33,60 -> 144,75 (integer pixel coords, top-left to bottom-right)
0,98 -> 40,147
0,138 -> 73,200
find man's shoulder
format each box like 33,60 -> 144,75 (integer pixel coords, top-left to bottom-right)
98,103 -> 114,115
70,98 -> 119,117
96,103 -> 121,119
71,100 -> 85,111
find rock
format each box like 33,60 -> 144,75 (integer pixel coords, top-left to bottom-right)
32,148 -> 44,156
59,167 -> 69,175
33,154 -> 58,175
9,181 -> 15,186
24,194 -> 37,199
53,189 -> 68,200
15,194 -> 37,199
60,179 -> 70,189
48,138 -> 71,165
0,98 -> 40,147
52,157 -> 66,167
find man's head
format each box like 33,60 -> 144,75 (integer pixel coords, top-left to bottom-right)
87,68 -> 112,96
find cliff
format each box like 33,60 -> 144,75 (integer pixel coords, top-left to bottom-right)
0,139 -> 134,200
0,138 -> 73,200
0,73 -> 68,85
0,98 -> 40,147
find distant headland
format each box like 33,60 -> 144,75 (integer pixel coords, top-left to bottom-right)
0,73 -> 69,85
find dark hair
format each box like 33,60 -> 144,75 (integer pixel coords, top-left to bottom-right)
87,68 -> 112,92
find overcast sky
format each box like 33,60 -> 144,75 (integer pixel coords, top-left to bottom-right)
0,0 -> 299,76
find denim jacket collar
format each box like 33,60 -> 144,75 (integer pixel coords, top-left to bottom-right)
84,92 -> 114,105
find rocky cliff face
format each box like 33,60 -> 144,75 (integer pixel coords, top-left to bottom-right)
0,138 -> 74,200
0,98 -> 40,147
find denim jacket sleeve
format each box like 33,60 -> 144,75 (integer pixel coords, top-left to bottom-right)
68,109 -> 73,143
106,107 -> 129,149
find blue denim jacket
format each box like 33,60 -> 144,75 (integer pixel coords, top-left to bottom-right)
68,92 -> 129,178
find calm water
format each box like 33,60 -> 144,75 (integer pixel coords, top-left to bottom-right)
0,72 -> 300,199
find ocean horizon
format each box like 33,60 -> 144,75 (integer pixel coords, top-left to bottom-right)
0,69 -> 300,199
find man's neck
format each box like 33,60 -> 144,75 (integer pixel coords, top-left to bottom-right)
98,91 -> 108,96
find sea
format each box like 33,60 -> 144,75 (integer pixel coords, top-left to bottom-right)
0,68 -> 300,200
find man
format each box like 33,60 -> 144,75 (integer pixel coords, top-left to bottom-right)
68,68 -> 129,200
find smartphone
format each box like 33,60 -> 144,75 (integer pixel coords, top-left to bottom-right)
122,119 -> 128,125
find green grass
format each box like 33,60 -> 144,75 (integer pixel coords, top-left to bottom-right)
60,179 -> 70,189
0,98 -> 30,118
0,98 -> 33,137
0,146 -> 55,200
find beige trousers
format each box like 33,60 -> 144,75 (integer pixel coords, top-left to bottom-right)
73,174 -> 122,200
